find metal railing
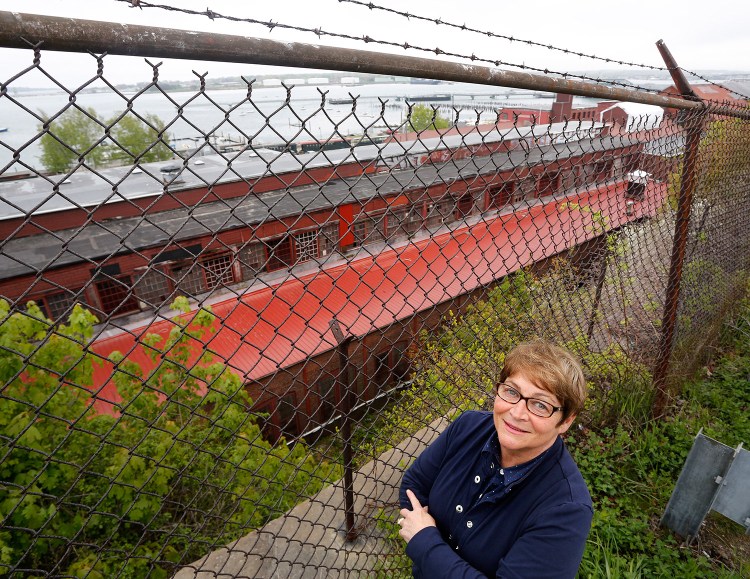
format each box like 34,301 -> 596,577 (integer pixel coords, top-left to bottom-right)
1,12 -> 749,577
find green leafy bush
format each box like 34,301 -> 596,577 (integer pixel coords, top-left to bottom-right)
0,298 -> 339,576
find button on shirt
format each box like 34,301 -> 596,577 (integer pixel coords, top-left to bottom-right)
400,410 -> 593,579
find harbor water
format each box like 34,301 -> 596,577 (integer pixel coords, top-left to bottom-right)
0,81 -> 557,172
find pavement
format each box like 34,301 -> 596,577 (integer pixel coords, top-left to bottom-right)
173,416 -> 449,578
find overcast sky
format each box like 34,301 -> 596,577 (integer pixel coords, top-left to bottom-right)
0,0 -> 748,88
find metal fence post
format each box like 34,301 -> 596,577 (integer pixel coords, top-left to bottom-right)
329,318 -> 358,541
652,41 -> 707,415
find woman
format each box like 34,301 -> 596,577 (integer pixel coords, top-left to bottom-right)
398,339 -> 592,578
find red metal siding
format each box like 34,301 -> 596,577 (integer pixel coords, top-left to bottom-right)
86,178 -> 667,413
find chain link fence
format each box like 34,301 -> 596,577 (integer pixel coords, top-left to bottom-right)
1,13 -> 750,578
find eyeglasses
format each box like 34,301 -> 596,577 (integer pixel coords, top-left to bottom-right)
494,383 -> 563,418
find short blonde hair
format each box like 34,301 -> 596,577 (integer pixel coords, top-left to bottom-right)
499,339 -> 586,422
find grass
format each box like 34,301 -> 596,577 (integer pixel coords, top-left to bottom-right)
571,310 -> 750,578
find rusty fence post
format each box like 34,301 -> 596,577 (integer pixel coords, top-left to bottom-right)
329,318 -> 358,541
587,234 -> 614,344
651,41 -> 707,416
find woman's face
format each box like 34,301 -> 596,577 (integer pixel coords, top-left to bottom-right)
493,372 -> 575,468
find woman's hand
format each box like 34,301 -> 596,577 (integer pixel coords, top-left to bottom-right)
398,489 -> 436,543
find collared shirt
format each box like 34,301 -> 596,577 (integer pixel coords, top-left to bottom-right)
476,434 -> 548,505
400,410 -> 592,579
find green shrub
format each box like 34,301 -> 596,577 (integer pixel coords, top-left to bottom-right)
0,298 -> 340,576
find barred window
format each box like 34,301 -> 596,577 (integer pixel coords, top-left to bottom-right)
352,220 -> 368,247
594,160 -> 613,180
203,253 -> 235,289
537,174 -> 558,198
239,242 -> 266,281
133,268 -> 171,308
426,199 -> 454,228
319,223 -> 339,257
373,350 -> 391,393
386,207 -> 409,238
266,235 -> 293,271
46,291 -> 80,321
372,342 -> 411,393
295,230 -> 319,264
96,276 -> 140,316
352,213 -> 385,247
473,189 -> 485,211
172,263 -> 207,296
404,205 -> 423,234
348,364 -> 366,398
456,193 -> 474,218
515,175 -> 536,202
489,182 -> 515,209
392,340 -> 410,383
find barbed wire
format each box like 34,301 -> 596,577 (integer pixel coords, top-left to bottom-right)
114,0 -> 663,94
336,0 -> 750,102
337,0 -> 667,72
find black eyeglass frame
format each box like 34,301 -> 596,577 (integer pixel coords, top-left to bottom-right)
494,382 -> 563,418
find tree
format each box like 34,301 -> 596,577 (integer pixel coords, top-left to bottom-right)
107,113 -> 173,164
0,298 -> 339,576
408,104 -> 452,132
38,107 -> 106,173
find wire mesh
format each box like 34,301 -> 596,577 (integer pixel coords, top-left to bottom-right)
1,35 -> 750,578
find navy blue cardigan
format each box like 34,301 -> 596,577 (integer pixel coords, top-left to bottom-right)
400,411 -> 593,578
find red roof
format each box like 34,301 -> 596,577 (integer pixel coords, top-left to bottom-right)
660,84 -> 746,107
90,180 -> 666,411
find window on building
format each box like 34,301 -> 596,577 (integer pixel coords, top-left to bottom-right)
425,198 -> 454,228
489,182 -> 515,209
95,276 -> 140,316
404,205 -> 423,234
386,206 -> 410,238
202,253 -> 235,290
348,364 -> 366,399
238,242 -> 266,281
537,174 -> 558,198
294,230 -> 319,264
45,290 -> 81,321
352,220 -> 368,247
171,262 -> 207,296
319,223 -> 339,257
352,213 -> 386,248
593,160 -> 613,180
252,401 -> 275,441
265,235 -> 293,271
372,342 -> 411,394
133,268 -> 171,308
392,341 -> 410,383
456,193 -> 474,218
514,176 -> 536,202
